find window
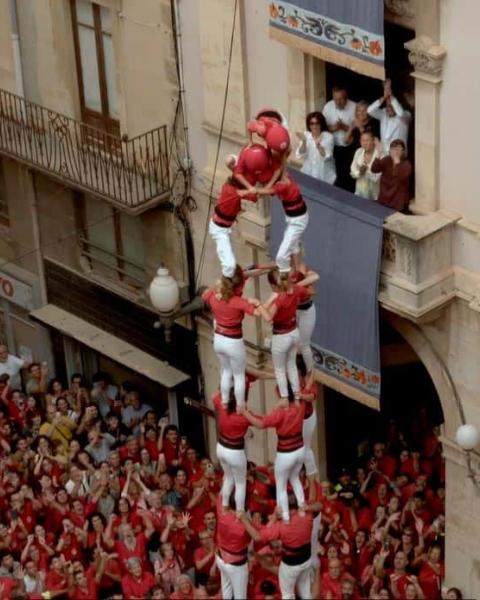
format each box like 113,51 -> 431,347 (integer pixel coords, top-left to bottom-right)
70,0 -> 120,137
75,194 -> 145,290
0,160 -> 8,226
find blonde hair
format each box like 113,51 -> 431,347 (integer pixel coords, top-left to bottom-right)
268,268 -> 290,292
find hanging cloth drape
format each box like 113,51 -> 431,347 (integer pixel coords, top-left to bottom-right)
269,0 -> 385,80
270,170 -> 394,409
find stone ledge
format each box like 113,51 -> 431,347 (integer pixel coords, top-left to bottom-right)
384,210 -> 461,241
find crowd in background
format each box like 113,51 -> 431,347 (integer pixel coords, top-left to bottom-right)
0,342 -> 464,599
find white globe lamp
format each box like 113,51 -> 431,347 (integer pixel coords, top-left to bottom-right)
149,267 -> 179,315
455,424 -> 480,451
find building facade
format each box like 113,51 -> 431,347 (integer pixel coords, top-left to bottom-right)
0,0 -> 479,595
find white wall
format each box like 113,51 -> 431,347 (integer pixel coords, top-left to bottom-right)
439,0 -> 480,223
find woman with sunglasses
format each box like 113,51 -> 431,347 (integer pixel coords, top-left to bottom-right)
295,111 -> 336,184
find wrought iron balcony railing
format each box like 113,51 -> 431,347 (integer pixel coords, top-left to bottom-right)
0,88 -> 169,213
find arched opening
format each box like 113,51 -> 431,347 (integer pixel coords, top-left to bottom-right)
325,315 -> 445,478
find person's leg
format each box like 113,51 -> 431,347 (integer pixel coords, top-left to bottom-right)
285,330 -> 300,394
310,513 -> 321,569
297,304 -> 316,374
289,213 -> 309,258
217,444 -> 235,507
229,562 -> 248,600
215,555 -> 233,600
229,338 -> 246,409
208,221 -> 236,278
296,560 -> 313,599
231,449 -> 248,512
276,217 -> 295,273
303,411 -> 318,476
214,335 -> 233,405
271,334 -> 289,398
288,447 -> 306,508
275,451 -> 294,521
278,561 -> 297,600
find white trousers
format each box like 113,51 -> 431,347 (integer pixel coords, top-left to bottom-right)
310,513 -> 321,569
271,329 -> 300,398
274,446 -> 306,521
302,411 -> 317,476
297,303 -> 316,373
216,554 -> 248,600
209,220 -> 236,278
279,558 -> 312,599
276,212 -> 309,273
214,333 -> 246,408
216,442 -> 247,512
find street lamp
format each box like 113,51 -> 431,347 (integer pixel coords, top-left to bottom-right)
455,424 -> 480,451
148,266 -> 205,342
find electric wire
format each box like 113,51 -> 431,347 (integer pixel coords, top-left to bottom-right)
194,0 -> 238,286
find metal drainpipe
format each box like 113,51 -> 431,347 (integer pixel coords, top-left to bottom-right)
10,0 -> 25,97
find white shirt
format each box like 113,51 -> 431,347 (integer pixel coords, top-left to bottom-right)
367,96 -> 411,152
295,131 -> 336,185
350,147 -> 383,200
0,354 -> 25,389
322,99 -> 357,146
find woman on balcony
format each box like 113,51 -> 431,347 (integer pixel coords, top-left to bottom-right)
295,111 -> 336,185
371,139 -> 412,213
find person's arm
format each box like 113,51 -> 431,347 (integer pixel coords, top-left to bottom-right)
246,364 -> 276,380
389,96 -> 404,118
186,485 -> 205,510
238,514 -> 262,542
157,417 -> 169,451
138,510 -> 155,539
160,512 -> 175,543
296,271 -> 319,287
242,409 -> 265,429
195,548 -> 215,571
371,157 -> 386,174
94,551 -> 108,584
103,515 -> 116,548
367,99 -> 384,120
350,149 -> 362,180
295,136 -> 307,158
233,173 -> 256,194
20,534 -> 34,563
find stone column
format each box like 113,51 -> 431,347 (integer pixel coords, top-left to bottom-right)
404,36 -> 446,213
167,389 -> 179,426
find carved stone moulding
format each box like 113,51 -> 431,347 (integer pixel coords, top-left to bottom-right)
384,0 -> 414,18
404,35 -> 447,79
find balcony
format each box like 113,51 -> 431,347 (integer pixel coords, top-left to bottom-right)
0,88 -> 170,214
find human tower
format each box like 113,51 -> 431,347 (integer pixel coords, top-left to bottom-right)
202,109 -> 321,599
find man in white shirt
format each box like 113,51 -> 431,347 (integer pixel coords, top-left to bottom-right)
367,79 -> 411,153
322,86 -> 357,192
0,344 -> 25,390
122,390 -> 152,437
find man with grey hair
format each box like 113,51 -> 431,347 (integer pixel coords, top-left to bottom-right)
121,556 -> 156,598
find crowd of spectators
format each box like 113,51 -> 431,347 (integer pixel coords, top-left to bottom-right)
296,79 -> 413,213
0,342 -> 463,599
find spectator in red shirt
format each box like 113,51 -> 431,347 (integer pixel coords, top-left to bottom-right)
67,552 -> 107,600
121,556 -> 156,599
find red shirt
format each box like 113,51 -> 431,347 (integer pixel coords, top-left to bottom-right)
69,572 -> 98,600
213,393 -> 250,447
115,533 -> 149,573
121,571 -> 155,599
45,569 -> 67,592
418,561 -> 443,600
262,402 -> 305,451
162,438 -> 179,467
194,545 -> 215,576
213,182 -> 257,227
202,288 -> 256,337
273,177 -> 306,215
259,511 -> 313,553
272,286 -> 310,334
216,496 -> 251,562
0,576 -> 17,600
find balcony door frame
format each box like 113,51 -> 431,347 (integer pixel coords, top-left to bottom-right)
70,0 -> 120,138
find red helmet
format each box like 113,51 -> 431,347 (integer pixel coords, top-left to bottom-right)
242,144 -> 270,174
265,124 -> 290,153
